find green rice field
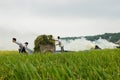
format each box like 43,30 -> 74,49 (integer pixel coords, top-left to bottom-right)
0,49 -> 120,80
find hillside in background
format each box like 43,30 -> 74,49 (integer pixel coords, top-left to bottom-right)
62,32 -> 120,43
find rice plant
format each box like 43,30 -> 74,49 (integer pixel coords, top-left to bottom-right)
0,49 -> 120,80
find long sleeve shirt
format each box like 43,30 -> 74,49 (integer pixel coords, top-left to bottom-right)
14,41 -> 24,49
14,41 -> 33,54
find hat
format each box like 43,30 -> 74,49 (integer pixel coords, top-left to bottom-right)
24,42 -> 28,44
12,38 -> 16,41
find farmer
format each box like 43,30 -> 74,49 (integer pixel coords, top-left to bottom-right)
56,36 -> 64,52
24,42 -> 33,54
12,38 -> 26,53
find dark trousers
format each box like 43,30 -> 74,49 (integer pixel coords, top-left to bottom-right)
18,47 -> 26,53
61,46 -> 64,52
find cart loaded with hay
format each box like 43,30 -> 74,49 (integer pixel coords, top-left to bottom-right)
34,35 -> 55,53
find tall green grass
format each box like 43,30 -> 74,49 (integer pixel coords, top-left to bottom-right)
0,49 -> 120,80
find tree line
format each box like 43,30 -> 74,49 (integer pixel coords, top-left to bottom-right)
61,32 -> 120,43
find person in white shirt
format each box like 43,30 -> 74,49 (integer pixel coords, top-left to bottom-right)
12,38 -> 26,53
56,36 -> 64,52
24,42 -> 33,54
12,38 -> 33,54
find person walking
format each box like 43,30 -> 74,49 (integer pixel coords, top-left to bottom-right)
56,36 -> 64,52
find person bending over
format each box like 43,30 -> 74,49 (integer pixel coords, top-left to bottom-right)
12,38 -> 26,53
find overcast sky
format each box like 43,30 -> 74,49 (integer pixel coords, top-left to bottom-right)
0,0 -> 120,50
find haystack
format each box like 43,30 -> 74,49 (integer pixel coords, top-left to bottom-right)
34,35 -> 55,53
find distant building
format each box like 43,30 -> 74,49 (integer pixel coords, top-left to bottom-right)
115,39 -> 120,45
115,39 -> 120,48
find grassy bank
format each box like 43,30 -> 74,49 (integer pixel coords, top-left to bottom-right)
0,49 -> 120,80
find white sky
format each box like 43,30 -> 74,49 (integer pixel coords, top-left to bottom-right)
0,0 -> 120,50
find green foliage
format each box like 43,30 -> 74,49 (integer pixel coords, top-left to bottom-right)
0,49 -> 120,80
34,35 -> 55,52
85,32 -> 120,42
62,32 -> 120,43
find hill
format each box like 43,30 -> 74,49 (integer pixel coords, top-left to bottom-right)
62,32 -> 120,43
